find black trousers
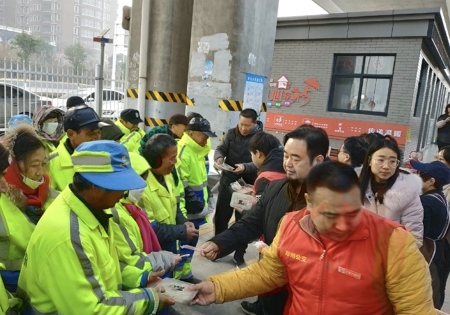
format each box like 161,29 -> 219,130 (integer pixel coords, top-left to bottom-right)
437,140 -> 450,151
214,183 -> 247,255
430,239 -> 450,309
258,290 -> 288,315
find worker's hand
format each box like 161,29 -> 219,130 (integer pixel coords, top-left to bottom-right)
154,286 -> 176,310
184,221 -> 195,229
231,164 -> 244,174
199,241 -> 220,260
173,254 -> 183,266
189,281 -> 216,306
185,224 -> 199,240
446,117 -> 450,122
146,269 -> 165,286
214,158 -> 224,169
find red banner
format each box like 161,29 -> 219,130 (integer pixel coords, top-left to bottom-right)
265,112 -> 409,146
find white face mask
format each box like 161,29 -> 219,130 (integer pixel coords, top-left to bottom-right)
22,175 -> 44,189
129,188 -> 145,203
42,122 -> 59,135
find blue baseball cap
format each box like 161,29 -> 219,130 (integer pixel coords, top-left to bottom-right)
8,114 -> 32,129
410,160 -> 450,186
72,140 -> 147,191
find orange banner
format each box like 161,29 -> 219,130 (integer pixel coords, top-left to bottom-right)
265,112 -> 409,146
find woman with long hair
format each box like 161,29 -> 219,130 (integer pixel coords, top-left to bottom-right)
359,135 -> 424,247
0,124 -> 56,293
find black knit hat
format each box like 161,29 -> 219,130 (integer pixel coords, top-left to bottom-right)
66,96 -> 86,109
100,118 -> 125,141
169,113 -> 189,125
0,143 -> 10,173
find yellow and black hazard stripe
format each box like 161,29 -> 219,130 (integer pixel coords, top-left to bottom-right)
260,102 -> 267,112
218,100 -> 243,111
145,117 -> 168,127
126,88 -> 194,106
219,100 -> 268,112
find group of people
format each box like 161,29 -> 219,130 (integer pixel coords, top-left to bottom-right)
192,124 -> 450,315
0,98 -> 449,315
0,96 -> 224,314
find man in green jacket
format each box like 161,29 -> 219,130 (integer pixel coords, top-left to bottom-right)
116,109 -> 146,153
48,105 -> 108,192
18,141 -> 174,314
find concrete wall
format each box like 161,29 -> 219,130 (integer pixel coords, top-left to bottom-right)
268,37 -> 450,157
187,0 -> 279,147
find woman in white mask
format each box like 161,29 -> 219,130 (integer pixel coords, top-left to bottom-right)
108,152 -> 182,290
1,124 -> 57,293
33,105 -> 65,153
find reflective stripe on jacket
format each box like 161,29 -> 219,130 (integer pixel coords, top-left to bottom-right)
108,203 -> 151,289
142,171 -> 177,225
210,209 -> 435,315
0,194 -> 36,271
116,120 -> 145,152
48,143 -> 74,192
17,187 -> 159,315
177,134 -> 210,212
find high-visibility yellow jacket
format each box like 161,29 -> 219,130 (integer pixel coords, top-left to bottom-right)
17,187 -> 159,315
177,134 -> 210,216
109,200 -> 176,282
140,171 -> 188,249
116,120 -> 145,153
0,183 -> 56,273
0,263 -> 22,314
48,141 -> 75,192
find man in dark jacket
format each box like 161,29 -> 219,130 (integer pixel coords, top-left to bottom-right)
201,124 -> 329,315
213,108 -> 261,265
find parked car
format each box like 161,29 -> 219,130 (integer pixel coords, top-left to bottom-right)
52,88 -> 125,120
0,82 -> 52,132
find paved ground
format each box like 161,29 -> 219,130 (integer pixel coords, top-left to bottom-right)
171,222 -> 259,315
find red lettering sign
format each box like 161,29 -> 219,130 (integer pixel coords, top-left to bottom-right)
265,112 -> 409,146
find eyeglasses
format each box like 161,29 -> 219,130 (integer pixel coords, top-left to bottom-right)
371,157 -> 400,168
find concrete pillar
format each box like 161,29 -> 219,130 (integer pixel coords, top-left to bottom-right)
126,0 -> 194,129
187,0 -> 279,146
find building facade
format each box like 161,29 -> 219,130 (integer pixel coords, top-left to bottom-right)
11,0 -> 117,58
266,8 -> 450,158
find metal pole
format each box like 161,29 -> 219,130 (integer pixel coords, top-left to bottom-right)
97,41 -> 105,116
138,0 -> 150,129
94,65 -> 101,115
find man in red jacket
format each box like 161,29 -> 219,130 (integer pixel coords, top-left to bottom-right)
190,162 -> 435,315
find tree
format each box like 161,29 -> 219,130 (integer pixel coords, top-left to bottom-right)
10,32 -> 46,64
64,43 -> 87,74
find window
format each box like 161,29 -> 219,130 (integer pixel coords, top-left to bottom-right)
56,24 -> 61,31
328,55 -> 395,116
0,1 -> 5,6
42,3 -> 51,11
42,14 -> 51,22
42,25 -> 51,32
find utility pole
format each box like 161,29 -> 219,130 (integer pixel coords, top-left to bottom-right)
93,29 -> 113,116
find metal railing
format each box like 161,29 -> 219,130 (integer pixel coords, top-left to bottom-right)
0,58 -> 126,132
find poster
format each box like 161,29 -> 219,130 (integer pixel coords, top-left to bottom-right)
243,73 -> 265,111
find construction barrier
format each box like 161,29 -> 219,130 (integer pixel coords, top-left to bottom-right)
126,88 -> 194,106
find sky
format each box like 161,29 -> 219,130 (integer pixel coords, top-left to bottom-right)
278,0 -> 328,17
117,0 -> 328,18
